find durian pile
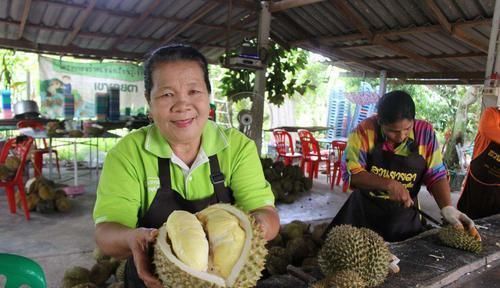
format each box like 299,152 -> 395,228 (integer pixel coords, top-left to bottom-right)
61,247 -> 126,288
260,158 -> 313,204
315,225 -> 391,288
16,177 -> 72,213
153,204 -> 267,287
438,225 -> 482,253
0,155 -> 21,181
264,221 -> 329,277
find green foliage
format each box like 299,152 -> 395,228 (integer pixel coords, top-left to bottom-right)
220,42 -> 315,106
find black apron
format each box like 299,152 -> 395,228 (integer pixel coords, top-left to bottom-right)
457,141 -> 500,219
124,155 -> 234,288
325,125 -> 427,242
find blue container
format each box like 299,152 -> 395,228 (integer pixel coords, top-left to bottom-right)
108,87 -> 120,121
95,92 -> 108,121
63,83 -> 74,119
1,89 -> 12,118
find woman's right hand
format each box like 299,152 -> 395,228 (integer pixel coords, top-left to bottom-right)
127,228 -> 163,288
386,179 -> 413,207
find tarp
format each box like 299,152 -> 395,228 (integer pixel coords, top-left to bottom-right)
39,56 -> 146,118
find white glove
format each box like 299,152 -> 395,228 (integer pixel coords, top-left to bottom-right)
441,206 -> 481,241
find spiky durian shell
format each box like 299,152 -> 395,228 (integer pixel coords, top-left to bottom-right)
153,204 -> 267,288
438,225 -> 482,253
309,270 -> 366,288
318,225 -> 389,287
265,247 -> 290,275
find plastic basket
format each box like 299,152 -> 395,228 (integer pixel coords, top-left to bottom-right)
63,185 -> 86,197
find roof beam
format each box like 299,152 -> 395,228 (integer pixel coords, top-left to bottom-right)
373,36 -> 447,70
0,37 -> 144,61
303,43 -> 383,71
333,0 -> 373,39
197,11 -> 258,50
110,0 -> 162,50
269,0 -> 326,13
291,18 -> 491,46
425,0 -> 452,33
17,0 -> 32,39
63,0 -> 97,46
34,0 -> 253,34
425,0 -> 488,52
389,79 -> 483,85
158,1 -> 220,47
340,71 -> 484,80
333,0 -> 445,70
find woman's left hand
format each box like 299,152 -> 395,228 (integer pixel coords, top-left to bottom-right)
250,206 -> 280,241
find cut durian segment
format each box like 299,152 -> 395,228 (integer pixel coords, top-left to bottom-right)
166,210 -> 209,272
154,204 -> 268,288
197,206 -> 246,278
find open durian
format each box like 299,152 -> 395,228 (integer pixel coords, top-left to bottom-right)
153,204 -> 267,288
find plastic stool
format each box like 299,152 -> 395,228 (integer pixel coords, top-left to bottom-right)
0,253 -> 47,288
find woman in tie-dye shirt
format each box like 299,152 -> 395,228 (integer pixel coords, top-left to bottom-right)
323,90 -> 479,242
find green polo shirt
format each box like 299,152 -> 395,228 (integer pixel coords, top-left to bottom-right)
93,121 -> 274,228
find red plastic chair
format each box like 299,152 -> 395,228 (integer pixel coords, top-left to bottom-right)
297,129 -> 330,179
0,136 -> 34,220
272,129 -> 302,166
329,140 -> 347,190
17,119 -> 61,178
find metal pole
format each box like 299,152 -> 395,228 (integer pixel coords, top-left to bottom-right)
379,70 -> 387,96
485,0 -> 500,78
252,1 -> 271,155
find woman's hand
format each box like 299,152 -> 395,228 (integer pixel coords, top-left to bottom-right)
386,179 -> 413,207
250,206 -> 280,241
126,228 -> 163,288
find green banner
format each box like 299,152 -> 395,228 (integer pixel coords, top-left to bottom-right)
51,58 -> 143,81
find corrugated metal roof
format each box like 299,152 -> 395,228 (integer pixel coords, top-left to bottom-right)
0,0 -> 497,83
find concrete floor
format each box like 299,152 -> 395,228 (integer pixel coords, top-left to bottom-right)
0,166 -> 462,287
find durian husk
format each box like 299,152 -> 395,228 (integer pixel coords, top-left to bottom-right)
38,184 -> 56,200
114,260 -> 126,282
89,261 -> 114,285
438,225 -> 482,253
153,204 -> 267,288
318,225 -> 390,287
4,155 -> 21,171
55,197 -> 71,212
310,270 -> 366,288
62,266 -> 91,288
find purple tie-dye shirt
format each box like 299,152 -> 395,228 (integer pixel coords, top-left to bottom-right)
342,116 -> 447,189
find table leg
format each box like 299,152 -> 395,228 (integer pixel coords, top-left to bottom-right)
49,138 -> 53,179
73,140 -> 78,186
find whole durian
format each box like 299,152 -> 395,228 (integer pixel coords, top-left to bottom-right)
89,261 -> 114,285
265,247 -> 290,275
282,220 -> 308,240
438,225 -> 482,253
310,270 -> 366,288
4,155 -> 21,171
318,225 -> 390,287
62,266 -> 91,288
153,204 -> 267,287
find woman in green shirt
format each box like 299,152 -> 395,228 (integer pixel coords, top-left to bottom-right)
93,44 -> 279,288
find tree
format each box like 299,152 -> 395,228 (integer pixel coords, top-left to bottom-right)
219,42 -> 315,153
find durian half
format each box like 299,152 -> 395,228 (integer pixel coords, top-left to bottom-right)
153,204 -> 267,288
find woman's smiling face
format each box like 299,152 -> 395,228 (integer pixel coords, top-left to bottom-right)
149,60 -> 210,146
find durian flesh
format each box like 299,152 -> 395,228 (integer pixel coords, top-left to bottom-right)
197,206 -> 246,278
166,210 -> 209,272
154,204 -> 267,288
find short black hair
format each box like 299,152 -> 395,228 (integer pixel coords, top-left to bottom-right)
143,44 -> 211,102
377,90 -> 415,124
